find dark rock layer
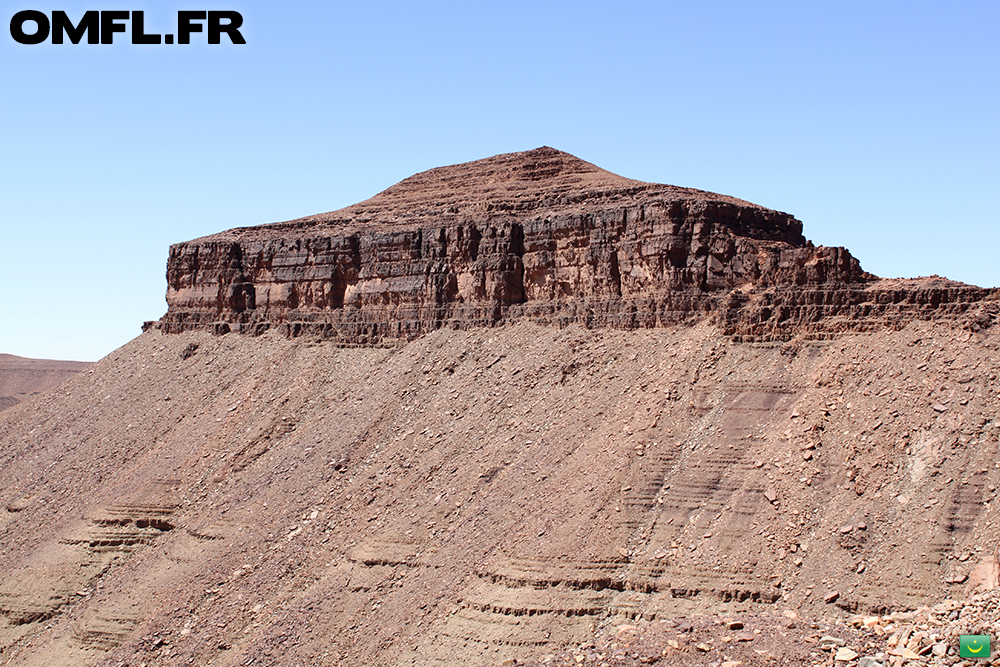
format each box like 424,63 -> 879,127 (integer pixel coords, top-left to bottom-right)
160,148 -> 995,343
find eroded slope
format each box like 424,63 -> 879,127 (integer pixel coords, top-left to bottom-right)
2,318 -> 1000,666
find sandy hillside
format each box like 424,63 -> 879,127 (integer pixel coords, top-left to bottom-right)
1,318 -> 999,666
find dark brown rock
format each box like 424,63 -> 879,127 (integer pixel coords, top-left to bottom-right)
163,148 -> 996,344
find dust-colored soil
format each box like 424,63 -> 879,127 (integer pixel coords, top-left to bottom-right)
501,590 -> 1000,667
1,319 -> 999,666
0,354 -> 90,412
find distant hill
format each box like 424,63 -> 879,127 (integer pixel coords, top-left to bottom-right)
0,354 -> 91,411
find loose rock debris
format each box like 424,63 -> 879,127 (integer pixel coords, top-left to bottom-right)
500,590 -> 1000,667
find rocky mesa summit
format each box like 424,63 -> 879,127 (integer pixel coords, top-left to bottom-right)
160,147 -> 993,344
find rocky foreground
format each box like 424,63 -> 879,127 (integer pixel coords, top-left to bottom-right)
502,590 -> 1000,667
3,319 -> 1000,667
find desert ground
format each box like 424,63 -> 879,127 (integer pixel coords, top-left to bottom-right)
2,318 -> 999,666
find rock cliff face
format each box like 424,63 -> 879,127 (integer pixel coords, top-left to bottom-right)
160,147 -> 994,342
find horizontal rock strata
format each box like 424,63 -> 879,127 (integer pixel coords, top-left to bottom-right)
160,148 -> 996,343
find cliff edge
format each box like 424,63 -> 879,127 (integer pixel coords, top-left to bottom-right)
160,147 -> 994,343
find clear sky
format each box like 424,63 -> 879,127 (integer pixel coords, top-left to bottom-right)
2,1 -> 998,361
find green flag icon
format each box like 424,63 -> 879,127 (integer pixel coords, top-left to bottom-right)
960,635 -> 991,658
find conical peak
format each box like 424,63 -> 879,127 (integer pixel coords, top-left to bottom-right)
296,147 -> 652,228
385,146 -> 644,192
203,147 -> 772,241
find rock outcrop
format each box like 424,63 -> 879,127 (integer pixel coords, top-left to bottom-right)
160,147 -> 995,343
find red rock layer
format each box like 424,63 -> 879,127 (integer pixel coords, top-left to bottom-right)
160,148 -> 994,343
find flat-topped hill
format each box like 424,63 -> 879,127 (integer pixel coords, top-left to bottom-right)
0,354 -> 91,412
159,148 -> 994,346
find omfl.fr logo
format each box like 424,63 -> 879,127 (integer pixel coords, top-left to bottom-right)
9,10 -> 245,45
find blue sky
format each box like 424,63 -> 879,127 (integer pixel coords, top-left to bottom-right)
2,1 -> 998,361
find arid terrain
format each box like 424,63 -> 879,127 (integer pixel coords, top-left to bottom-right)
0,355 -> 90,412
1,149 -> 999,667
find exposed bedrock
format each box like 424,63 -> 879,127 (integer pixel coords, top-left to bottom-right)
160,148 -> 996,343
